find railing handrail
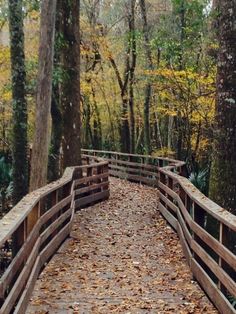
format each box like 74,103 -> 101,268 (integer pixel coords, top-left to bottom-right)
159,168 -> 236,231
0,155 -> 110,314
1,149 -> 235,314
0,157 -> 106,247
82,148 -> 186,167
83,149 -> 236,314
82,149 -> 236,229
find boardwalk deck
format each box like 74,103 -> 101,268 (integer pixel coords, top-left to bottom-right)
27,178 -> 217,314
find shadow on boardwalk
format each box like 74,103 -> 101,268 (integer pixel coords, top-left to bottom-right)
27,178 -> 217,314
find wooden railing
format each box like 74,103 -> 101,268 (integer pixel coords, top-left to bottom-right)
0,157 -> 109,314
83,149 -> 236,314
82,149 -> 186,187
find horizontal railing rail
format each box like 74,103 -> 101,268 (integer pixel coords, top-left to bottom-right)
0,156 -> 109,314
83,149 -> 236,314
82,149 -> 186,187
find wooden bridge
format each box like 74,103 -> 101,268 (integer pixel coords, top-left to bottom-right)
0,150 -> 235,313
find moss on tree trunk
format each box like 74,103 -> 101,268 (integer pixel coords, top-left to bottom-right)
209,0 -> 236,215
60,0 -> 81,168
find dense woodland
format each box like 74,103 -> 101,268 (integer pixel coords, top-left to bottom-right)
0,0 -> 235,219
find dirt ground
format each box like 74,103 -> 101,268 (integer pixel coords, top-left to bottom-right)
27,178 -> 217,314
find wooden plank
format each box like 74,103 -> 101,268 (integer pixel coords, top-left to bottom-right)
27,204 -> 39,235
158,181 -> 179,200
159,168 -> 236,231
74,173 -> 108,186
75,190 -> 109,208
107,158 -> 157,171
40,208 -> 72,245
40,195 -> 72,225
0,170 -> 74,247
159,185 -> 236,273
159,193 -> 178,213
176,207 -> 192,247
190,220 -> 236,272
176,222 -> 192,265
191,240 -> 236,297
176,195 -> 193,226
0,159 -> 109,247
0,238 -> 41,314
108,163 -> 158,177
13,256 -> 41,314
191,259 -> 236,314
75,181 -> 109,196
0,222 -> 40,298
159,202 -> 178,230
40,222 -> 71,266
109,170 -> 157,186
82,149 -> 183,166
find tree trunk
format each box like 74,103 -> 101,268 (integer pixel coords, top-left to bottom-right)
168,115 -> 174,151
48,87 -> 62,182
61,0 -> 81,168
92,88 -> 102,149
48,2 -> 63,182
30,0 -> 57,191
120,98 -> 130,153
140,0 -> 153,154
8,0 -> 28,204
209,0 -> 236,215
129,0 -> 136,154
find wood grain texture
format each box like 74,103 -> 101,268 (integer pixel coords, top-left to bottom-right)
0,159 -> 110,314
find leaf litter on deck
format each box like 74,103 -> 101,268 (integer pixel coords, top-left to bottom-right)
27,177 -> 218,314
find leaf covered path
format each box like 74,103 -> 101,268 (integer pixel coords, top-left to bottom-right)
27,178 -> 217,313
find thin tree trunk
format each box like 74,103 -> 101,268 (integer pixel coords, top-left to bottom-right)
168,115 -> 174,151
106,26 -> 130,152
129,0 -> 136,154
61,0 -> 81,168
8,0 -> 28,204
92,87 -> 102,149
30,0 -> 57,191
176,0 -> 186,160
140,0 -> 153,154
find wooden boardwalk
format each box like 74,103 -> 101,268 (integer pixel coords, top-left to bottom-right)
27,178 -> 217,314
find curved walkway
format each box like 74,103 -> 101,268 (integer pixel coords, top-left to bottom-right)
27,178 -> 217,313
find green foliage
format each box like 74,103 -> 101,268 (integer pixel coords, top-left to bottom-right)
189,167 -> 209,195
228,295 -> 236,309
0,157 -> 12,189
0,156 -> 12,213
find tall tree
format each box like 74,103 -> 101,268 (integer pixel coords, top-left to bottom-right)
128,0 -> 136,153
61,0 -> 81,168
140,0 -> 153,154
8,0 -> 28,204
209,0 -> 236,214
30,0 -> 57,191
48,2 -> 63,182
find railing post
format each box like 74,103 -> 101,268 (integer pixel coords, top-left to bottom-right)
104,162 -> 109,194
192,202 -> 205,270
87,166 -> 93,180
51,190 -> 59,237
218,222 -> 229,295
12,220 -> 27,257
27,202 -> 40,235
159,172 -> 166,200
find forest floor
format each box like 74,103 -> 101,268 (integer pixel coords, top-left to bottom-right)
27,178 -> 217,314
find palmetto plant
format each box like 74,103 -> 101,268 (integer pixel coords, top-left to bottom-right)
228,295 -> 236,309
189,167 -> 209,196
0,157 -> 12,215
